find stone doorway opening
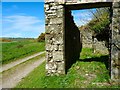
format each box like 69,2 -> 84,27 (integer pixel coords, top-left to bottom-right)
45,1 -> 120,82
64,3 -> 112,76
72,8 -> 110,54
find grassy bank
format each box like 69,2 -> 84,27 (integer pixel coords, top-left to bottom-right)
1,40 -> 45,64
16,48 -> 119,88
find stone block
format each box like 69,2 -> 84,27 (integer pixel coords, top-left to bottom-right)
112,51 -> 120,65
46,25 -> 53,33
51,70 -> 56,73
45,33 -> 52,38
53,51 -> 63,61
53,39 -> 63,45
113,2 -> 120,8
46,44 -> 53,51
113,24 -> 119,30
45,10 -> 56,14
113,8 -> 120,17
49,17 -> 63,24
115,35 -> 120,44
45,4 -> 50,11
57,11 -> 63,18
57,62 -> 64,71
46,25 -> 63,34
48,13 -> 57,18
46,62 -> 57,70
50,6 -> 58,10
53,34 -> 63,45
47,52 -> 53,59
57,5 -> 63,9
112,17 -> 120,24
46,39 -> 53,45
53,44 -> 59,51
49,59 -> 54,62
59,45 -> 63,51
111,67 -> 120,79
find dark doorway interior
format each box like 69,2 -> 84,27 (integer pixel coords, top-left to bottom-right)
64,3 -> 112,76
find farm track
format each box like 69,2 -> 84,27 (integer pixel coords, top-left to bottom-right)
1,56 -> 45,88
1,51 -> 45,72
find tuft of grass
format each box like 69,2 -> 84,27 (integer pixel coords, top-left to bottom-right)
15,48 -> 120,88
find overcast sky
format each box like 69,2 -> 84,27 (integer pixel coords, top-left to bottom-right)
1,0 -> 94,38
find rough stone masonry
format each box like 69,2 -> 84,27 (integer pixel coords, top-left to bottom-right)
45,0 -> 120,83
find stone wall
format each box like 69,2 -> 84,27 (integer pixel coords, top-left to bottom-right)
93,38 -> 109,54
111,1 -> 120,83
65,9 -> 82,72
45,2 -> 65,75
80,28 -> 109,54
45,0 -> 120,83
80,29 -> 92,48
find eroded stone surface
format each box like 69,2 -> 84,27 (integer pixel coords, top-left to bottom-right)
45,2 -> 65,75
111,1 -> 120,82
45,0 -> 120,83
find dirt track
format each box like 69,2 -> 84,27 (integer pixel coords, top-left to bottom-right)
1,51 -> 45,72
1,56 -> 45,88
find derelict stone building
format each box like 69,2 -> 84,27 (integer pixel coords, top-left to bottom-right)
45,0 -> 120,83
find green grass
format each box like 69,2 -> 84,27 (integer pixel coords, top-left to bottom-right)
15,48 -> 119,88
1,40 -> 45,64
80,48 -> 107,59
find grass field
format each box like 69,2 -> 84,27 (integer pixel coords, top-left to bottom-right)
1,40 -> 45,64
16,48 -> 119,88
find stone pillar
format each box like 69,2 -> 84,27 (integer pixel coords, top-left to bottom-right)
111,1 -> 120,83
45,1 -> 65,75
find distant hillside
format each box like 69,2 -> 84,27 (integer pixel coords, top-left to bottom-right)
0,38 -> 12,42
1,37 -> 35,42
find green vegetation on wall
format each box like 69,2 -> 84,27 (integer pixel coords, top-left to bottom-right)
88,8 -> 110,35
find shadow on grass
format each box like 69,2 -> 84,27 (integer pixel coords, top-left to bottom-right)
78,55 -> 109,70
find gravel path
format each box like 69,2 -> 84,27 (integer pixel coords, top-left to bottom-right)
1,57 -> 45,88
1,51 -> 45,72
